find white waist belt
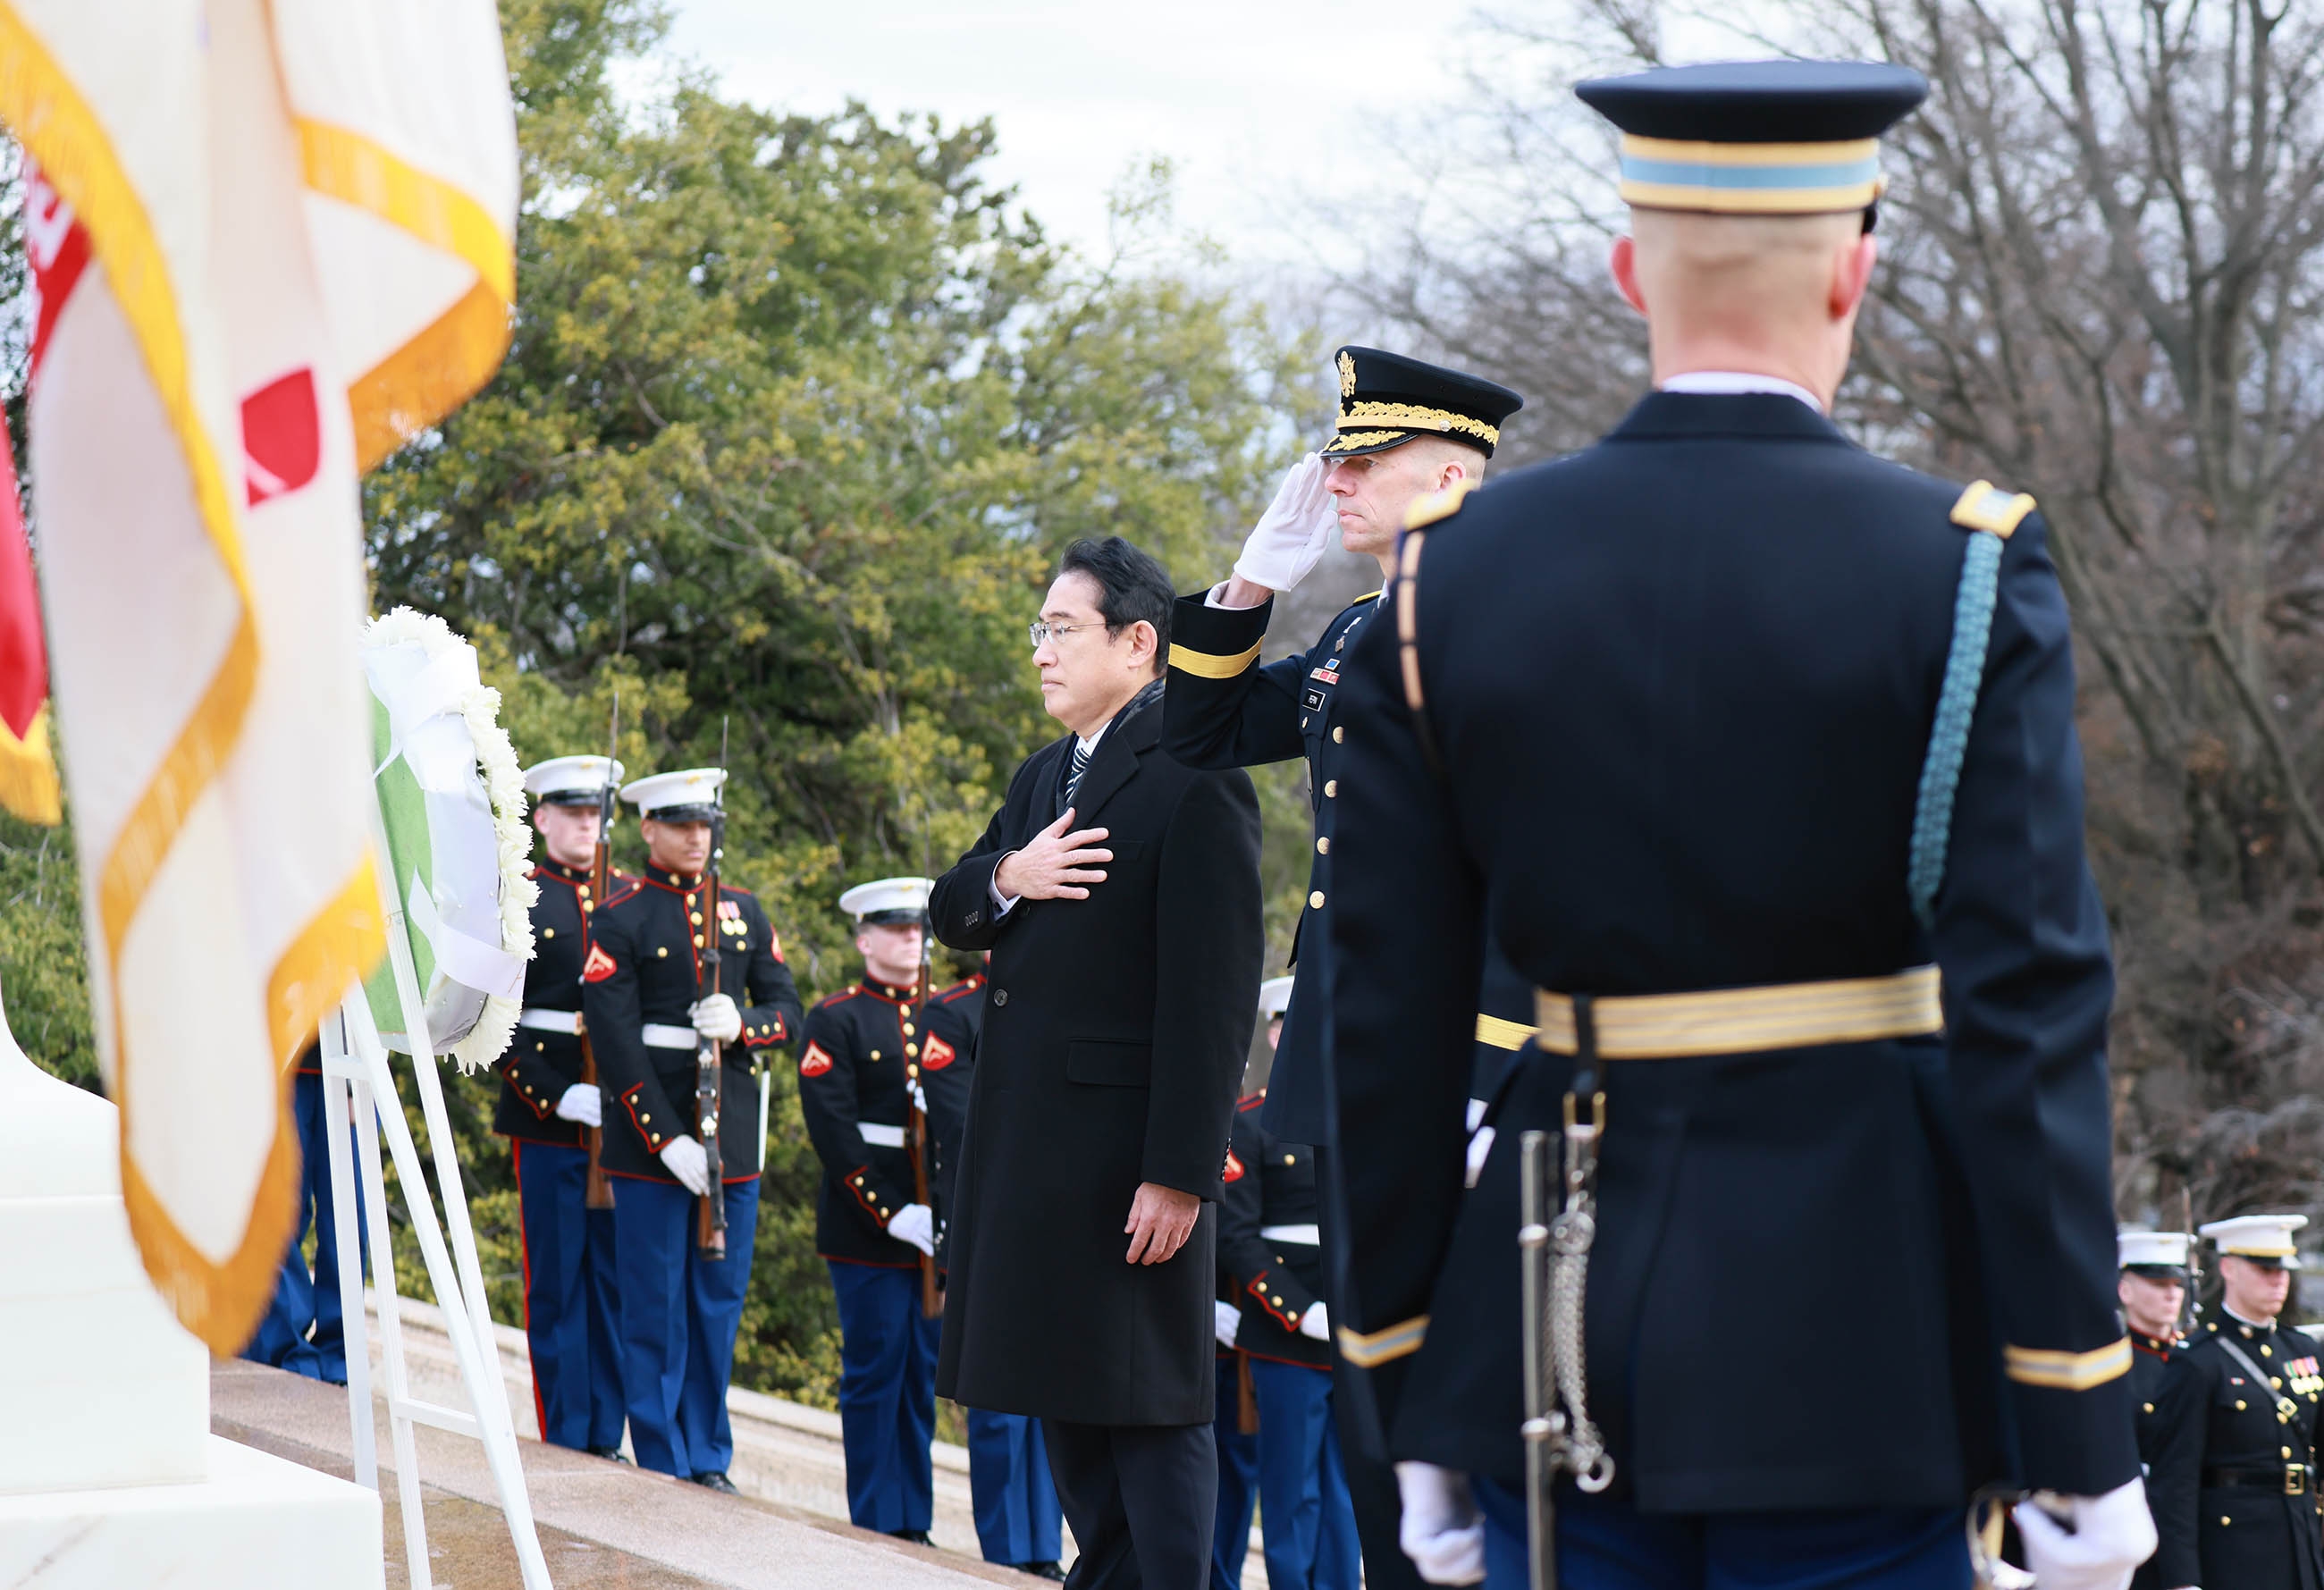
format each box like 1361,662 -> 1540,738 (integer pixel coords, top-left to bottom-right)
518,1007 -> 581,1035
643,1023 -> 699,1051
858,1123 -> 905,1148
1260,1224 -> 1320,1246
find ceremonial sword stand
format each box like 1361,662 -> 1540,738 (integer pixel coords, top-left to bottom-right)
317,832 -> 554,1590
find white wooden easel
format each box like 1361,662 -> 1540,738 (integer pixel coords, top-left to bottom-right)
318,836 -> 553,1590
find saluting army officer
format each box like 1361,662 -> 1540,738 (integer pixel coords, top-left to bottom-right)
2149,1215 -> 2324,1590
2118,1228 -> 2191,1590
582,767 -> 803,1490
1324,61 -> 2151,1589
920,956 -> 1069,1579
1163,346 -> 1532,1590
797,877 -> 947,1544
493,754 -> 628,1457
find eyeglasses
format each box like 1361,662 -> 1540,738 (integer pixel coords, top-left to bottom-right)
1028,620 -> 1107,649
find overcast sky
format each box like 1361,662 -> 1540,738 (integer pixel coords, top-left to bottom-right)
650,2 -> 1486,273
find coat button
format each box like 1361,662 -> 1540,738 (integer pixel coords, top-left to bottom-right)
993,988 -> 1008,1006
1324,780 -> 1337,797
1332,726 -> 1343,743
1283,1153 -> 1295,1165
543,927 -> 556,938
2236,1400 -> 2247,1409
1316,837 -> 1329,854
1309,891 -> 1325,909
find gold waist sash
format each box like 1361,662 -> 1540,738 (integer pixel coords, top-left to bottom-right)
1531,966 -> 1941,1060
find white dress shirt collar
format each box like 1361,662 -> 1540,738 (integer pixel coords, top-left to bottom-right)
1659,370 -> 1825,414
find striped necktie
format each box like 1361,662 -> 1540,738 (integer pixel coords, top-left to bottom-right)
1062,737 -> 1093,809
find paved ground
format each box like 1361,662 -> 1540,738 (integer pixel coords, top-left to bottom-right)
212,1357 -> 1024,1590
216,1294 -> 1271,1589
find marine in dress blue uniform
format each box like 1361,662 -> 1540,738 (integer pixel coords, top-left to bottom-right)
921,960 -> 1068,1577
1221,1075 -> 1360,1590
1210,976 -> 1291,1590
1163,345 -> 1532,1590
493,754 -> 629,1458
582,766 -> 803,1489
241,1039 -> 367,1384
1324,62 -> 2146,1590
2115,1228 -> 2190,1590
797,876 -> 951,1544
2149,1216 -> 2324,1590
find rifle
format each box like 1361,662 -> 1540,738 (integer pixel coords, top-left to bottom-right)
2183,1186 -> 2203,1332
695,720 -> 729,1258
906,907 -> 941,1319
1236,1347 -> 1259,1436
577,695 -> 619,1211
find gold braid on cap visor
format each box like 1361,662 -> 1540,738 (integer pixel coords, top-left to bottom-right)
1334,401 -> 1501,446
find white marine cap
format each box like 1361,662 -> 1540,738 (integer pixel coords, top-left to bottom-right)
523,755 -> 625,807
621,767 -> 727,821
839,877 -> 934,925
2200,1213 -> 2308,1269
1259,976 -> 1295,1019
2117,1229 -> 2192,1275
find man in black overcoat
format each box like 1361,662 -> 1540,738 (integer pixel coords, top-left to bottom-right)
932,535 -> 1264,1590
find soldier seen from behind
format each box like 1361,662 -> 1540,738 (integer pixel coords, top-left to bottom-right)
1325,59 -> 2151,1590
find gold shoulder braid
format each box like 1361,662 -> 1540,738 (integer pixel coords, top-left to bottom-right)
1393,479 -> 1475,772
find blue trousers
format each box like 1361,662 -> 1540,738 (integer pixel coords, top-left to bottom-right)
968,1409 -> 1064,1565
1475,1476 -> 1969,1590
1212,1351 -> 1259,1590
243,1072 -> 368,1384
513,1140 -> 625,1451
828,1259 -> 941,1533
612,1174 -> 758,1478
1250,1359 -> 1360,1590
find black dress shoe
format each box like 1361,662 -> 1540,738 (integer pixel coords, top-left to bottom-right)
1017,1562 -> 1067,1580
688,1469 -> 740,1494
585,1445 -> 629,1463
887,1528 -> 934,1545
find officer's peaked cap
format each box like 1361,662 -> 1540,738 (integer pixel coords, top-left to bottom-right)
1323,347 -> 1524,459
523,754 -> 625,808
2117,1227 -> 2192,1277
621,767 -> 725,822
2201,1212 -> 2307,1270
1577,60 -> 1928,217
841,876 -> 934,926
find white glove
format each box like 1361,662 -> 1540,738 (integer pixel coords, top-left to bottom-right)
1230,454 -> 1337,593
1214,1300 -> 1242,1348
1396,1462 -> 1486,1586
553,1083 -> 602,1128
689,993 -> 742,1043
659,1134 -> 711,1196
910,1080 -> 928,1115
1301,1300 -> 1331,1341
2014,1478 -> 2158,1590
888,1202 -> 936,1257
